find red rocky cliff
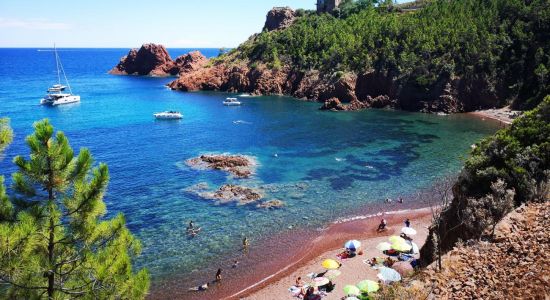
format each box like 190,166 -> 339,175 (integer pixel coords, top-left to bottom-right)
109,44 -> 207,77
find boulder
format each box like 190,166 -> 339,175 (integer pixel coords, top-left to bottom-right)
263,7 -> 297,32
319,97 -> 346,111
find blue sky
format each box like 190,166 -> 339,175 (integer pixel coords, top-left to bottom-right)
0,0 -> 318,48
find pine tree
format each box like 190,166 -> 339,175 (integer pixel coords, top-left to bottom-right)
0,119 -> 149,299
0,118 -> 12,153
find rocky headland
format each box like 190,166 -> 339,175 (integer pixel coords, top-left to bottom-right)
109,43 -> 207,77
185,154 -> 256,178
110,1 -> 547,114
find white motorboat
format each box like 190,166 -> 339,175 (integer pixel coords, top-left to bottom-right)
41,44 -> 80,106
154,111 -> 183,119
223,97 -> 241,106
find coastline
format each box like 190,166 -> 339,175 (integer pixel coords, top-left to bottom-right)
467,106 -> 521,126
149,201 -> 434,300
238,208 -> 433,300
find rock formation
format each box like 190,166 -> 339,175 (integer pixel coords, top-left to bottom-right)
263,7 -> 297,32
408,201 -> 550,299
186,154 -> 256,178
256,199 -> 285,209
185,182 -> 263,205
212,184 -> 262,205
109,44 -> 207,77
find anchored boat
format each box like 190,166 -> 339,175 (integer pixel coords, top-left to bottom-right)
154,111 -> 183,119
223,97 -> 241,106
41,45 -> 80,106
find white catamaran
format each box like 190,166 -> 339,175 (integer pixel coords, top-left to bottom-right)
41,45 -> 80,106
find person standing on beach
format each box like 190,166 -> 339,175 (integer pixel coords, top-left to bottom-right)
405,218 -> 411,227
243,237 -> 250,250
215,268 -> 222,282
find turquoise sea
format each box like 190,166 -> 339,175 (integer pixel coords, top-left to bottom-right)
0,48 -> 499,295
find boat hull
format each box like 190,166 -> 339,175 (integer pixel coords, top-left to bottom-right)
41,95 -> 80,106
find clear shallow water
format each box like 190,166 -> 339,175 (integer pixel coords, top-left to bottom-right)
0,48 -> 498,282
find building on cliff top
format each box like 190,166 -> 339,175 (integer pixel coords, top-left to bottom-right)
317,0 -> 342,13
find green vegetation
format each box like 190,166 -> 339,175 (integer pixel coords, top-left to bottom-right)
234,0 -> 549,109
423,96 -> 549,265
0,119 -> 149,299
0,118 -> 13,153
460,96 -> 550,203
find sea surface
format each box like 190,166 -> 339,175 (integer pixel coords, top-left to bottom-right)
0,48 -> 499,288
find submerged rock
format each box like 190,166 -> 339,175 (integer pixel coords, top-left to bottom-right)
185,182 -> 263,205
257,199 -> 285,209
186,154 -> 256,178
212,184 -> 263,204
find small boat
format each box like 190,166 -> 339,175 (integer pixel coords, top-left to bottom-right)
41,44 -> 80,106
154,111 -> 183,119
223,97 -> 241,106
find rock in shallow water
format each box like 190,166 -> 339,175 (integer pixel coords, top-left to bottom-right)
185,154 -> 256,178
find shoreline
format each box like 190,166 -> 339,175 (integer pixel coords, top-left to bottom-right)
235,207 -> 433,300
149,201 -> 434,300
467,106 -> 521,126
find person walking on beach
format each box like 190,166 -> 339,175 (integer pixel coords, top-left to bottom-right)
405,218 -> 411,228
215,268 -> 222,282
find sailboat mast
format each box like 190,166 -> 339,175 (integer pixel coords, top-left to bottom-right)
54,44 -> 61,85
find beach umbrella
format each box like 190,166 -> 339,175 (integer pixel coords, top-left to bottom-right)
376,242 -> 392,251
356,279 -> 380,293
321,258 -> 340,270
391,241 -> 412,252
325,269 -> 342,279
377,266 -> 402,282
411,242 -> 420,254
392,261 -> 414,277
389,236 -> 406,244
312,277 -> 330,287
401,227 -> 417,236
343,285 -> 361,296
345,240 -> 362,250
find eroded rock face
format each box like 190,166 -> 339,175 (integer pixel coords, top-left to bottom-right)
414,202 -> 550,299
186,154 -> 256,178
109,44 -> 208,77
109,43 -> 176,76
174,51 -> 208,74
264,7 -> 297,32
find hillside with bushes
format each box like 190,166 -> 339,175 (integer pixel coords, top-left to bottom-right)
165,0 -> 550,113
